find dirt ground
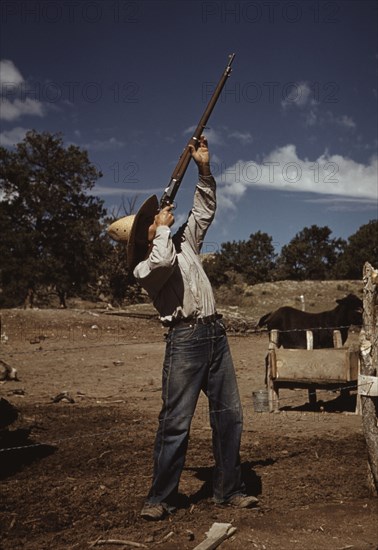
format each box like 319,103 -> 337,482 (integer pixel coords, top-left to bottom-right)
0,281 -> 377,550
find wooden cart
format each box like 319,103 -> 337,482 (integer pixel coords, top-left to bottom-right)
266,329 -> 360,413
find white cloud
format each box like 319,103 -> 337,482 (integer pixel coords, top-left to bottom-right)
304,108 -> 318,127
304,109 -> 356,130
280,81 -> 357,131
0,126 -> 29,146
183,126 -> 224,146
0,59 -> 24,86
82,137 -> 126,151
229,131 -> 253,145
305,111 -> 357,130
303,196 -> 377,212
332,113 -> 356,129
281,81 -> 313,109
219,144 -> 378,206
0,59 -> 46,121
183,126 -> 254,147
0,97 -> 45,121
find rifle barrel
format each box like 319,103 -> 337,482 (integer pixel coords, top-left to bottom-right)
160,53 -> 235,208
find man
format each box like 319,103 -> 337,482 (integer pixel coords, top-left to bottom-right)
108,136 -> 258,520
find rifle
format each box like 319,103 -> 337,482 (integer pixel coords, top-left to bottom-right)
159,53 -> 235,209
107,54 -> 235,251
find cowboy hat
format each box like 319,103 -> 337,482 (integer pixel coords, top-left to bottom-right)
107,194 -> 159,268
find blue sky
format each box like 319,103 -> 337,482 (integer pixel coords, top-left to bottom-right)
1,0 -> 377,253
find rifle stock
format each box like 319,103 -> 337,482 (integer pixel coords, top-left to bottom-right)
159,53 -> 235,209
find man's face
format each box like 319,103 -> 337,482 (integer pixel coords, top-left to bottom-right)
136,214 -> 156,247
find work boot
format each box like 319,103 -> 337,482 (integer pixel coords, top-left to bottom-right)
226,494 -> 259,508
140,502 -> 165,520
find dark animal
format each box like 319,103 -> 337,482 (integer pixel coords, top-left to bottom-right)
258,293 -> 363,349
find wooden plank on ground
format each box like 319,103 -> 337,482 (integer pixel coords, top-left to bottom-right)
193,523 -> 237,550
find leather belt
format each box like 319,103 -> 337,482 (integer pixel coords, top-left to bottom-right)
163,313 -> 222,328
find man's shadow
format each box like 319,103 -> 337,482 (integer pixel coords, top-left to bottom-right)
183,461 -> 262,505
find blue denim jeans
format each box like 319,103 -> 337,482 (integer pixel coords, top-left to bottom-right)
146,318 -> 245,507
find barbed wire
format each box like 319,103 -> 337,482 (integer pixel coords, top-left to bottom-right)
0,318 -> 375,455
0,423 -> 137,455
0,379 -> 373,456
1,322 -> 370,336
0,322 -> 374,357
0,338 -> 166,356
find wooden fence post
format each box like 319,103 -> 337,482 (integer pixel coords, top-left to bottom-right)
359,262 -> 378,495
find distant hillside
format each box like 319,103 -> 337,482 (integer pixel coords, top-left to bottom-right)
214,279 -> 362,324
53,280 -> 363,334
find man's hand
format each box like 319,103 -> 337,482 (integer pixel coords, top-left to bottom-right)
154,205 -> 175,228
189,135 -> 212,176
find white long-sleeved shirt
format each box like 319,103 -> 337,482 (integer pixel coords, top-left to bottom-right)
133,175 -> 217,324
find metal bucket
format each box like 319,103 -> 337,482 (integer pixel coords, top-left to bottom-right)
252,390 -> 269,412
